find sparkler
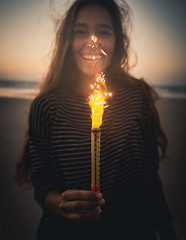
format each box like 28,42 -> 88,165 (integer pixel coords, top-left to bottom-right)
86,35 -> 111,192
89,73 -> 111,192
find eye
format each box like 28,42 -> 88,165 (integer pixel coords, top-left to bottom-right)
73,29 -> 87,37
97,30 -> 112,37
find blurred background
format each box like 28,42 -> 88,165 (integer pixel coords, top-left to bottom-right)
0,0 -> 185,239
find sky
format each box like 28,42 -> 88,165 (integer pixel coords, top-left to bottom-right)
0,0 -> 185,85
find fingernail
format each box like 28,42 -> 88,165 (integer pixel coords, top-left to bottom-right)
97,206 -> 101,212
99,198 -> 105,205
96,192 -> 102,199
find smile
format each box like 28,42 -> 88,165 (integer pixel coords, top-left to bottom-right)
82,54 -> 102,61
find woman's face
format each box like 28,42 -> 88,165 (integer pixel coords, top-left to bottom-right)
72,4 -> 115,77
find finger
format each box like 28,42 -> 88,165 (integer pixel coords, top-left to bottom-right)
64,206 -> 101,226
60,200 -> 99,212
62,190 -> 102,201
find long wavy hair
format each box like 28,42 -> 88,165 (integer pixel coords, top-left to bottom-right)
15,0 -> 167,187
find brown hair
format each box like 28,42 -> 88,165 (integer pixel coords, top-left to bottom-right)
15,0 -> 167,187
39,0 -> 133,95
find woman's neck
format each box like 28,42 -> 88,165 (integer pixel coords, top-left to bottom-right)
75,73 -> 95,98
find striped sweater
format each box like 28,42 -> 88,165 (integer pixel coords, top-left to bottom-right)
28,81 -> 173,239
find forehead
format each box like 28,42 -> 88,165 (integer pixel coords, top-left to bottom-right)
75,4 -> 113,26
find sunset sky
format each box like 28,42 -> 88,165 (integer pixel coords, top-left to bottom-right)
0,0 -> 185,85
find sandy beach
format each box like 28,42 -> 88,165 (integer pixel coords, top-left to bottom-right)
0,96 -> 186,239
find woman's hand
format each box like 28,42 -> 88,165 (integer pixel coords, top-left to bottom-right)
59,189 -> 105,226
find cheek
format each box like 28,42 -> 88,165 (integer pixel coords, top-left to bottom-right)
104,39 -> 115,61
72,38 -> 83,56
72,41 -> 80,67
72,40 -> 78,58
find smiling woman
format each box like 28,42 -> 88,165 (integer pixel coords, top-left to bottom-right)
15,0 -> 177,240
72,5 -> 115,77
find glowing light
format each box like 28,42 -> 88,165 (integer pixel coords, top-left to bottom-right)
89,91 -> 105,129
88,73 -> 111,129
91,35 -> 97,43
101,49 -> 107,56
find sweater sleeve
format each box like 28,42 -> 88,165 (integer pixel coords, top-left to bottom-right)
135,95 -> 177,239
28,95 -> 58,209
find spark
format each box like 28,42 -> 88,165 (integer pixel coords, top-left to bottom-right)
101,49 -> 107,56
91,35 -> 97,43
88,73 -> 112,129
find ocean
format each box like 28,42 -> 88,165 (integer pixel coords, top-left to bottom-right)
0,79 -> 40,99
0,79 -> 186,99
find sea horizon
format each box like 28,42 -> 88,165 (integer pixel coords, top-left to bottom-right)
0,78 -> 186,99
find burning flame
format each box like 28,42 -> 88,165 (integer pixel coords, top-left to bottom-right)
89,73 -> 111,129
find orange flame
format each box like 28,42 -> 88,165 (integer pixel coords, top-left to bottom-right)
89,73 -> 111,129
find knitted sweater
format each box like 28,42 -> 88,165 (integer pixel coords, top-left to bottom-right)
28,81 -> 173,240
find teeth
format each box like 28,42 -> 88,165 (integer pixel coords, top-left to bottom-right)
82,55 -> 102,60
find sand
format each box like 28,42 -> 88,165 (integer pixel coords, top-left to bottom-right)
0,96 -> 186,239
0,97 -> 41,240
156,97 -> 186,240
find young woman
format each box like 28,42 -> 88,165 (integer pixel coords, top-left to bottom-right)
15,0 -> 177,239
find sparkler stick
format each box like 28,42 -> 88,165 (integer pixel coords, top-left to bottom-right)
89,73 -> 111,192
91,128 -> 101,192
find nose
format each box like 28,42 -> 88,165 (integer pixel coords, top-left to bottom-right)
85,35 -> 105,55
86,35 -> 99,49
